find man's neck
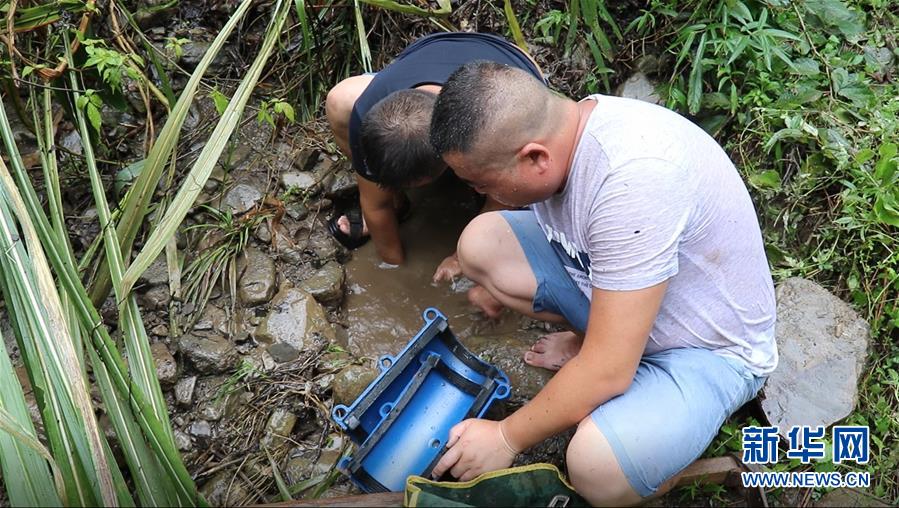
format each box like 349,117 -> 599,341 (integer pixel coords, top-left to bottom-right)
556,98 -> 597,193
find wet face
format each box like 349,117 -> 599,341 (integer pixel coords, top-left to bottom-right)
443,150 -> 555,208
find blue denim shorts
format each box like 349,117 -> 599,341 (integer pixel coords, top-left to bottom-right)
500,210 -> 766,497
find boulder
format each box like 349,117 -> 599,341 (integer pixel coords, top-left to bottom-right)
760,278 -> 871,434
223,183 -> 263,215
260,409 -> 297,449
331,363 -> 379,406
199,471 -> 251,506
615,72 -> 663,105
299,261 -> 345,305
151,342 -> 177,386
178,333 -> 239,374
237,247 -> 277,306
255,287 -> 336,353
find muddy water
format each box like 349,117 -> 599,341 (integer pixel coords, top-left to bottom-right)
343,174 -> 525,358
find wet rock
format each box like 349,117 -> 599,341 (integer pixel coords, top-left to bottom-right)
139,255 -> 169,287
199,471 -> 251,507
244,348 -> 277,373
760,278 -> 871,434
174,429 -> 192,451
267,343 -> 300,364
260,409 -> 297,449
179,40 -> 212,68
139,285 -> 171,311
615,72 -> 663,105
193,304 -> 230,336
178,333 -> 239,374
59,129 -> 83,156
150,324 -> 169,337
151,342 -> 177,386
175,376 -> 197,407
285,439 -> 343,482
464,332 -> 552,404
329,170 -> 357,198
331,363 -> 379,406
304,228 -> 340,261
255,222 -> 272,244
223,183 -> 263,215
299,261 -> 345,305
281,171 -> 318,193
285,202 -> 308,221
189,419 -> 212,439
238,247 -> 277,306
255,287 -> 336,352
197,390 -> 235,422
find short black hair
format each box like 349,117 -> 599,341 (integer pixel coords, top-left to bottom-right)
429,61 -> 504,156
430,61 -> 548,162
360,89 -> 446,188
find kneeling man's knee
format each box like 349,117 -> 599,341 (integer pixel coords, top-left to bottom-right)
566,417 -> 642,507
456,211 -> 507,279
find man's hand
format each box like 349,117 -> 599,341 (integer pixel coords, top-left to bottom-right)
432,253 -> 462,283
431,419 -> 516,482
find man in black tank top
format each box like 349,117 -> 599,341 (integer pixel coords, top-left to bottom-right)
325,32 -> 544,280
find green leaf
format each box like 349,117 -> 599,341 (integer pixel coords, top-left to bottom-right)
86,103 -> 102,135
749,169 -> 782,191
790,58 -> 820,76
804,0 -> 866,41
874,143 -> 897,184
874,192 -> 899,227
210,88 -> 230,115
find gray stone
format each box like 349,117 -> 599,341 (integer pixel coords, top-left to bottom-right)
238,247 -> 277,306
150,324 -> 169,337
193,304 -> 230,336
260,409 -> 297,448
138,255 -> 169,286
464,333 -> 553,404
331,363 -> 379,406
255,287 -> 336,351
139,285 -> 171,311
60,130 -> 83,156
189,419 -> 212,439
199,471 -> 251,507
179,40 -> 212,67
299,261 -> 345,305
255,222 -> 272,244
760,278 -> 871,435
280,171 -> 318,193
223,183 -> 263,215
615,72 -> 663,105
178,333 -> 239,374
151,342 -> 177,386
267,343 -> 300,364
175,376 -> 197,407
174,429 -> 192,451
285,441 -> 343,483
326,164 -> 357,198
197,390 -> 233,421
304,229 -> 340,261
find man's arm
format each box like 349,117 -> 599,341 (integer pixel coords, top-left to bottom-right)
431,281 -> 668,481
357,175 -> 404,265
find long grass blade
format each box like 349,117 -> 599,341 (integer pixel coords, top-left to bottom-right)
357,0 -> 450,16
121,0 -> 293,294
503,0 -> 527,50
353,0 -> 372,73
0,330 -> 63,506
0,99 -> 203,507
88,0 -> 257,306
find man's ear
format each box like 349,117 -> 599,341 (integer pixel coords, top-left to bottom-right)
518,142 -> 551,173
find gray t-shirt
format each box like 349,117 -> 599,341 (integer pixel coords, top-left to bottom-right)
532,94 -> 777,375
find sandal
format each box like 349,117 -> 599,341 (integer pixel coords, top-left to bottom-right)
327,197 -> 413,250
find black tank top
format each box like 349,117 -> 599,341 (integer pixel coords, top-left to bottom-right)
348,32 -> 544,182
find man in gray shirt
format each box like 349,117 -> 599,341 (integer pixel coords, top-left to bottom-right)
427,62 -> 777,505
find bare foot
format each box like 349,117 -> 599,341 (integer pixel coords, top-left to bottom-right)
467,285 -> 504,318
524,331 -> 583,371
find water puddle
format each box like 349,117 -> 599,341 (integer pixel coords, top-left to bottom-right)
343,174 -> 525,358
